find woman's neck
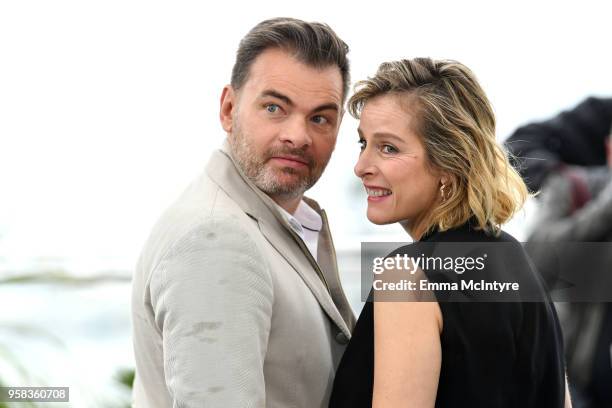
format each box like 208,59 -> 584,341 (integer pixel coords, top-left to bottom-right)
400,214 -> 431,242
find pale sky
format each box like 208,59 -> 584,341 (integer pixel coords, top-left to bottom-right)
1,0 -> 611,270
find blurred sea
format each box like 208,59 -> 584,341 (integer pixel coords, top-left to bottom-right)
0,255 -> 133,407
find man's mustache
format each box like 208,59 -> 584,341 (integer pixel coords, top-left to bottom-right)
265,146 -> 315,169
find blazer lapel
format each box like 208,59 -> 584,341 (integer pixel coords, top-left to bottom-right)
205,145 -> 351,339
257,219 -> 351,338
313,205 -> 357,333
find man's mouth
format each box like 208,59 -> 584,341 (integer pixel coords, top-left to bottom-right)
269,155 -> 310,168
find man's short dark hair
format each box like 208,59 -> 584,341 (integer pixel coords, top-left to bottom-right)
230,17 -> 350,102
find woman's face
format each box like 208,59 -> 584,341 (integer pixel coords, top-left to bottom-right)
354,94 -> 444,235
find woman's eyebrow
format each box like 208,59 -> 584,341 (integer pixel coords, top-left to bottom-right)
357,129 -> 405,144
372,132 -> 404,143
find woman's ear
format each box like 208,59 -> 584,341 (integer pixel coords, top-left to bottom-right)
219,85 -> 236,133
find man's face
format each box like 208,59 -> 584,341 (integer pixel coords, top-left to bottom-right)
220,48 -> 344,200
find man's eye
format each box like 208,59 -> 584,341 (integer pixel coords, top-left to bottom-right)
265,104 -> 280,113
381,144 -> 398,154
358,138 -> 366,151
311,115 -> 328,125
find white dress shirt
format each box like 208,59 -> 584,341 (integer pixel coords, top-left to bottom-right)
278,200 -> 322,260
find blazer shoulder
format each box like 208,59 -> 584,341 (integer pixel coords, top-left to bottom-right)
136,171 -> 265,283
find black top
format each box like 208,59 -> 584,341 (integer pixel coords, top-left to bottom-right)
329,222 -> 566,408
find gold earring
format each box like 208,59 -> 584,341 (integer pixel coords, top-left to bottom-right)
440,183 -> 447,202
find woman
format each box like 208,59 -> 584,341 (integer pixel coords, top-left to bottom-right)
329,58 -> 571,407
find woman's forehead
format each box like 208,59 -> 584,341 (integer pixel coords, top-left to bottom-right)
360,95 -> 420,137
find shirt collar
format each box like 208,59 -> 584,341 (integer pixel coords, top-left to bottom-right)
278,200 -> 323,233
294,200 -> 323,232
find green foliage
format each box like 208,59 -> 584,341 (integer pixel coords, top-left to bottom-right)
115,368 -> 135,390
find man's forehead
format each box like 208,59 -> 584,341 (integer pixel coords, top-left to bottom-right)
244,49 -> 343,104
255,77 -> 341,104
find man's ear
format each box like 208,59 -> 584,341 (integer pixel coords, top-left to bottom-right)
219,85 -> 236,133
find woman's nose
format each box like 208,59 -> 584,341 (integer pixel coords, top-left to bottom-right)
354,149 -> 375,179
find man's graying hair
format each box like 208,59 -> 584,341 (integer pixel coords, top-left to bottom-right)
230,17 -> 350,101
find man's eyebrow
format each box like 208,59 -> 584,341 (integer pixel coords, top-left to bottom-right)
312,103 -> 340,114
260,89 -> 339,114
260,90 -> 293,106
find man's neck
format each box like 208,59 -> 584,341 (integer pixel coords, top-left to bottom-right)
270,194 -> 302,215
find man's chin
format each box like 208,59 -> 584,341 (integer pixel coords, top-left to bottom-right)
272,168 -> 312,184
254,176 -> 308,196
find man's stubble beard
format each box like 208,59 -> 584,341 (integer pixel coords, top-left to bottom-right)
228,118 -> 329,199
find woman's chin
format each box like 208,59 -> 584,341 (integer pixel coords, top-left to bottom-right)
366,212 -> 397,225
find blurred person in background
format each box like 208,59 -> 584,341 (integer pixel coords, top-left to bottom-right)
505,97 -> 612,193
528,126 -> 612,408
131,17 -> 355,407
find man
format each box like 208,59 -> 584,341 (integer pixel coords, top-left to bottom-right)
505,97 -> 612,193
528,130 -> 612,408
131,18 -> 356,407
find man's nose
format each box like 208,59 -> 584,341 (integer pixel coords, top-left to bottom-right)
279,117 -> 312,149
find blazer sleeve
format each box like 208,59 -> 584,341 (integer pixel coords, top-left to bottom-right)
148,216 -> 274,407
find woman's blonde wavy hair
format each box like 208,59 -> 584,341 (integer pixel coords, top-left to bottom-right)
349,58 -> 528,235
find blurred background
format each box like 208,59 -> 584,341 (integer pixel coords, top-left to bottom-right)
1,1 -> 612,406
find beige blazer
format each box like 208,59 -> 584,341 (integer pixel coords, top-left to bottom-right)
131,142 -> 356,407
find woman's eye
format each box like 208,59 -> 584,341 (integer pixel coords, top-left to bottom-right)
381,144 -> 398,154
265,104 -> 280,113
358,138 -> 366,151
